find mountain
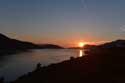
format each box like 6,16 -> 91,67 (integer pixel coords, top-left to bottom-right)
37,44 -> 63,49
83,40 -> 125,50
0,33 -> 10,40
0,33 -> 38,50
0,33 -> 63,55
99,40 -> 125,48
83,44 -> 97,49
68,47 -> 82,49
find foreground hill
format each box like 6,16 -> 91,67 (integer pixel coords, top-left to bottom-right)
10,45 -> 125,83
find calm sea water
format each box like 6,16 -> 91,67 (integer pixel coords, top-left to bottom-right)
0,49 -> 84,82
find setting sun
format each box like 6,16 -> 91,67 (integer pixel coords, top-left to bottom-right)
78,42 -> 85,48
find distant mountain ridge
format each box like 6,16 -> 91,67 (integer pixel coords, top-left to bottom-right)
38,44 -> 63,49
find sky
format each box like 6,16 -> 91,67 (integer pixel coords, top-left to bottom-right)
0,0 -> 125,47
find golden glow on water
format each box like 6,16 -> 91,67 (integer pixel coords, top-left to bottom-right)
79,50 -> 83,57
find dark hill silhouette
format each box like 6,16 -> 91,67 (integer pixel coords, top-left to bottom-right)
38,44 -> 63,49
84,39 -> 125,50
99,39 -> 125,48
0,33 -> 38,50
68,47 -> 82,49
0,33 -> 63,55
10,40 -> 125,83
0,33 -> 10,40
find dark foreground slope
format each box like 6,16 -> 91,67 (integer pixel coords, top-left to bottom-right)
10,47 -> 125,83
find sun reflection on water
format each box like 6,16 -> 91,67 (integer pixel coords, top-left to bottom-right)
79,50 -> 83,57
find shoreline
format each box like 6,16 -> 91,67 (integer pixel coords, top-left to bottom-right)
9,47 -> 125,83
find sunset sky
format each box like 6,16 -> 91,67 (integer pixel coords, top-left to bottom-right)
0,0 -> 125,47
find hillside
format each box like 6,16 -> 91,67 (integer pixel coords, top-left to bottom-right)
9,40 -> 125,83
0,33 -> 63,55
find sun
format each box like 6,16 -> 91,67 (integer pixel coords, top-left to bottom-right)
78,42 -> 85,48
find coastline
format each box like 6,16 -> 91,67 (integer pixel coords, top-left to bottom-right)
9,47 -> 125,83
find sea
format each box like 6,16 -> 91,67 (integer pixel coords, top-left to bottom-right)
0,49 -> 84,82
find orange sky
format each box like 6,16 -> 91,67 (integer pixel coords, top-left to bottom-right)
1,0 -> 125,48
6,33 -> 108,47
